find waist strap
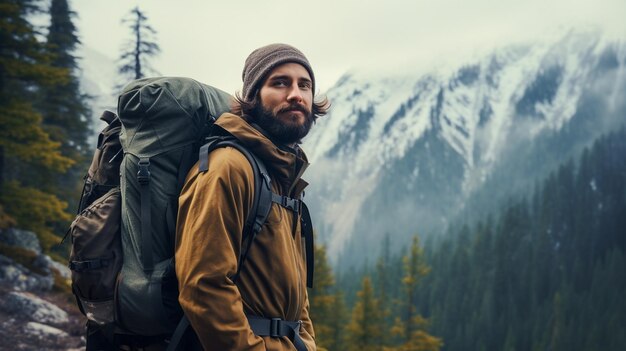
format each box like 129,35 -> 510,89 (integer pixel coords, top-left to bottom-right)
247,315 -> 307,351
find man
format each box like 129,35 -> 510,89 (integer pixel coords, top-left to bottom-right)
175,44 -> 328,350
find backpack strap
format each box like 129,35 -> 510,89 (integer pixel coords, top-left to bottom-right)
198,136 -> 273,281
271,193 -> 302,213
166,316 -> 192,351
301,202 -> 314,289
137,157 -> 154,272
269,193 -> 314,288
247,316 -> 307,351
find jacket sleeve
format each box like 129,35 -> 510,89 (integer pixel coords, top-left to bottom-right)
299,290 -> 316,351
175,148 -> 265,351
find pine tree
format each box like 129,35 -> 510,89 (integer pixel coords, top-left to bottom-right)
309,242 -> 336,350
117,6 -> 160,85
39,0 -> 92,214
0,0 -> 74,245
327,290 -> 349,351
346,276 -> 383,351
548,292 -> 564,351
375,233 -> 392,347
43,0 -> 91,158
392,235 -> 442,351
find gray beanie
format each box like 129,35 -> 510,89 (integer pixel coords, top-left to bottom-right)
241,43 -> 315,102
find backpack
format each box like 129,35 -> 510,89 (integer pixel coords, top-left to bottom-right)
68,110 -> 122,325
67,77 -> 314,349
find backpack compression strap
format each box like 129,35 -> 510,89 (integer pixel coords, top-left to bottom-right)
247,316 -> 307,351
137,158 -> 153,271
137,143 -> 197,273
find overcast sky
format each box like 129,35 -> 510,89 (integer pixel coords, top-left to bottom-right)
72,0 -> 626,95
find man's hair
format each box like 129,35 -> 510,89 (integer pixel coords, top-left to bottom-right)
231,91 -> 330,122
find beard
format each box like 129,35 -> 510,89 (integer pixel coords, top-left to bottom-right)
252,103 -> 314,145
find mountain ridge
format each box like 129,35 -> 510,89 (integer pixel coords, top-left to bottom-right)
302,29 -> 626,264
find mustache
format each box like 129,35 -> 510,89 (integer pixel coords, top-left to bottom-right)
277,104 -> 310,115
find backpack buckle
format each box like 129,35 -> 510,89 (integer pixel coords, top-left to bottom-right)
270,318 -> 282,337
137,158 -> 151,184
295,320 -> 302,333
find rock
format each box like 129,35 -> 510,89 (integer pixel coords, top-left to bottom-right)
1,228 -> 42,254
1,317 -> 16,329
0,254 -> 54,292
34,254 -> 71,280
23,321 -> 69,339
1,291 -> 69,325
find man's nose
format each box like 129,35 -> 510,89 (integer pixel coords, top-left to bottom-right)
287,84 -> 304,103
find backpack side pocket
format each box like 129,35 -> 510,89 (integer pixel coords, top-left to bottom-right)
69,187 -> 122,325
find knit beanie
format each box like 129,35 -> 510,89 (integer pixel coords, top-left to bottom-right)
241,43 -> 315,102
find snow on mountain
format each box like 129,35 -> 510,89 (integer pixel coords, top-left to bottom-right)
303,29 -> 626,263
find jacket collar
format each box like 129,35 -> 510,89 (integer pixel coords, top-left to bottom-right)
214,113 -> 309,196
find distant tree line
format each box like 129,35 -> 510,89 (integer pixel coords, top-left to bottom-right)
313,126 -> 626,350
419,127 -> 626,351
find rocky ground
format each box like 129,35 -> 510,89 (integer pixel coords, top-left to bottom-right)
0,229 -> 87,350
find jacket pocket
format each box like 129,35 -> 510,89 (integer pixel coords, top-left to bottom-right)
68,187 -> 122,325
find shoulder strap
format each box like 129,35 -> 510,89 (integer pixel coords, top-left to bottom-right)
198,136 -> 273,282
300,202 -> 314,288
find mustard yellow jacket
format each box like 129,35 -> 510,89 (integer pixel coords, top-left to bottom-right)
175,113 -> 315,350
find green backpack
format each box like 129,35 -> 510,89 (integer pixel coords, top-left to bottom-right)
116,77 -> 234,335
67,77 -> 313,349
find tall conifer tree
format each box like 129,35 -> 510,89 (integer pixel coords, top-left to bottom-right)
43,0 -> 91,158
346,276 -> 383,351
40,0 -> 92,213
0,0 -> 74,246
391,235 -> 442,351
117,6 -> 160,85
309,243 -> 337,350
327,290 -> 349,351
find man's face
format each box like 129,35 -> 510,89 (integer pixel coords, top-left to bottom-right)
254,62 -> 314,145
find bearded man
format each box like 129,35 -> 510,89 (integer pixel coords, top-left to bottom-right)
175,43 -> 328,351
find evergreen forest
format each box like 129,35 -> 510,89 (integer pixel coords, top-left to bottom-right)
0,0 -> 90,257
311,128 -> 626,350
0,0 -> 159,260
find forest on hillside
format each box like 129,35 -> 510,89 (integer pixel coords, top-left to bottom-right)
311,128 -> 626,351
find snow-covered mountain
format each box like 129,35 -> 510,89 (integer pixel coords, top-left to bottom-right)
303,30 -> 626,266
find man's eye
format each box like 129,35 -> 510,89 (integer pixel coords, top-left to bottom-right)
299,82 -> 311,89
273,80 -> 287,87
